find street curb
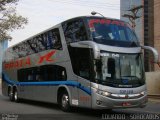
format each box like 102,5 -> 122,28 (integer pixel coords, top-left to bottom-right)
148,95 -> 160,99
148,98 -> 160,103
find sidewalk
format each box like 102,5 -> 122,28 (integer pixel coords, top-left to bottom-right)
0,78 -> 1,89
148,95 -> 160,103
149,98 -> 160,103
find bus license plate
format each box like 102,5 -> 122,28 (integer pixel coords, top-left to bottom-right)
122,102 -> 131,106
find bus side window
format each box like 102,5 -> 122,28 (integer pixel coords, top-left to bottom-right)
46,66 -> 55,81
56,68 -> 67,80
43,65 -> 67,81
35,68 -> 43,81
28,73 -> 33,81
51,29 -> 62,50
18,65 -> 67,82
62,19 -> 88,44
45,28 -> 62,50
27,69 -> 36,81
18,69 -> 28,82
79,60 -> 90,79
68,47 -> 93,80
18,68 -> 35,82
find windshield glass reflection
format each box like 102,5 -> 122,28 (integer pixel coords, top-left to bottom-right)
95,53 -> 145,88
87,18 -> 140,47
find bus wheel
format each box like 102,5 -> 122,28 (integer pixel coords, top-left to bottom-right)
8,88 -> 14,101
13,89 -> 19,102
60,92 -> 70,112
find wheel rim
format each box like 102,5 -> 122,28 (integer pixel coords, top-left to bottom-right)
14,91 -> 18,101
61,94 -> 69,108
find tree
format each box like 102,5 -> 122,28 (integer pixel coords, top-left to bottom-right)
0,0 -> 28,41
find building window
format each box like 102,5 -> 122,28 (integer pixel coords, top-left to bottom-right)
144,0 -> 148,4
144,19 -> 148,23
144,8 -> 148,13
18,65 -> 67,82
144,14 -> 148,18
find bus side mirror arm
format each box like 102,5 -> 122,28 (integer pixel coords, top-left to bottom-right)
141,45 -> 159,63
70,41 -> 100,59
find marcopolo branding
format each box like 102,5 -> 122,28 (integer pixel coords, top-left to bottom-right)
4,50 -> 56,69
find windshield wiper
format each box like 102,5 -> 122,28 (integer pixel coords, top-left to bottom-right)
93,36 -> 103,39
130,41 -> 138,47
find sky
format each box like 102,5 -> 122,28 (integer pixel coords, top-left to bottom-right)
9,0 -> 120,46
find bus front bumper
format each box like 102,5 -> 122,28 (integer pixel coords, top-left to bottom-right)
92,93 -> 148,109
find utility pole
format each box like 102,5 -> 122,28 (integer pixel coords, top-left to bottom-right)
122,4 -> 160,69
158,62 -> 160,68
122,5 -> 143,29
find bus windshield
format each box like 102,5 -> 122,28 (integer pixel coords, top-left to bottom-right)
95,53 -> 145,88
87,18 -> 140,47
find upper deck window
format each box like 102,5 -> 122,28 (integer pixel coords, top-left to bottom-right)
12,28 -> 62,58
87,18 -> 140,47
62,19 -> 88,45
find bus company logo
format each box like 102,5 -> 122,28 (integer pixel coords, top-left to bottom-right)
4,57 -> 31,69
4,50 -> 56,69
122,79 -> 128,84
88,19 -> 128,28
38,50 -> 56,64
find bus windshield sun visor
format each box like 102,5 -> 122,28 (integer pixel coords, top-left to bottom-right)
70,41 -> 100,59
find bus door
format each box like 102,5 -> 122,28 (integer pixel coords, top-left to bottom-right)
62,18 -> 92,108
68,47 -> 92,108
77,57 -> 92,108
77,76 -> 92,108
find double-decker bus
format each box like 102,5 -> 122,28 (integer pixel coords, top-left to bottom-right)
2,15 -> 159,111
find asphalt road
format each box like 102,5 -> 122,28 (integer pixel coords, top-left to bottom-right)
0,88 -> 160,120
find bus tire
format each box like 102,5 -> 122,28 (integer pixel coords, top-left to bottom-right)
13,88 -> 19,103
60,92 -> 71,112
8,87 -> 14,101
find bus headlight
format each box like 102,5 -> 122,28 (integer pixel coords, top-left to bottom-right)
140,91 -> 146,96
97,90 -> 111,97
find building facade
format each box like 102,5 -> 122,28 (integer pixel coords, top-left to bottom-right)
120,0 -> 160,72
153,0 -> 160,71
0,40 -> 8,78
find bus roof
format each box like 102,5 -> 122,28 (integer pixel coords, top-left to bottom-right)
62,15 -> 123,24
8,16 -> 125,49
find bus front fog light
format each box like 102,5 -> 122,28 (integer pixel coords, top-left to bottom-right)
97,90 -> 111,97
103,91 -> 111,96
96,100 -> 102,105
140,91 -> 146,96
